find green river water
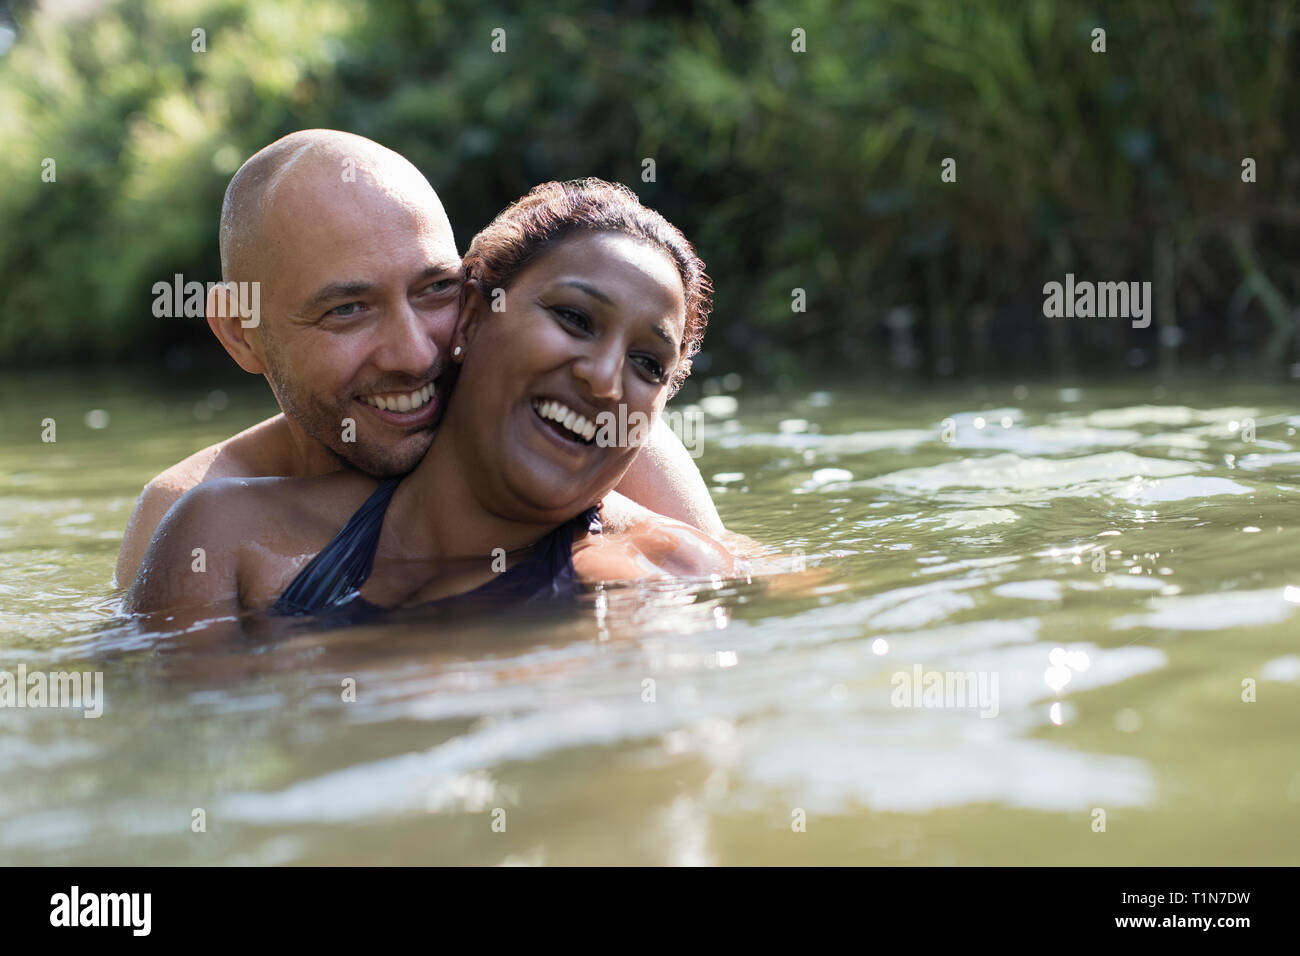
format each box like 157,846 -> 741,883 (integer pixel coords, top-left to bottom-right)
1,372 -> 1298,864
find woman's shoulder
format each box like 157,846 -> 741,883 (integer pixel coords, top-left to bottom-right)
125,470 -> 387,614
155,474 -> 269,542
153,471 -> 383,572
173,470 -> 378,522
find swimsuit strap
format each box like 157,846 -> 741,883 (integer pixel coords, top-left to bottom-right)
271,478 -> 401,616
405,503 -> 605,610
273,491 -> 603,617
529,504 -> 605,596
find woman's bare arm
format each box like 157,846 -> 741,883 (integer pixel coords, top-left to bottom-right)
574,513 -> 739,582
122,479 -> 246,616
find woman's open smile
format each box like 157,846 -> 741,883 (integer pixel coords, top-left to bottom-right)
124,177 -> 728,629
530,396 -> 602,447
446,228 -> 689,519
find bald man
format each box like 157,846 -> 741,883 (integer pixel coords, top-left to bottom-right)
114,130 -> 723,588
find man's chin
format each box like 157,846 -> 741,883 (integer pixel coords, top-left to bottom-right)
331,437 -> 430,479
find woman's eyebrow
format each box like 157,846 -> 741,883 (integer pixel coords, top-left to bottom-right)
558,279 -> 614,305
556,278 -> 678,349
651,325 -> 678,350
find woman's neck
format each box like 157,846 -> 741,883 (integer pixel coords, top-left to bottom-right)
375,425 -> 560,564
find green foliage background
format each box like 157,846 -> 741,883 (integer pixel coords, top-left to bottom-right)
1,0 -> 1296,379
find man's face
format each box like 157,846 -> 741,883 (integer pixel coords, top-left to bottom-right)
254,166 -> 462,477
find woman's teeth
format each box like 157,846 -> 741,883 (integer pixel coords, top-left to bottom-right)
361,384 -> 434,413
532,398 -> 597,442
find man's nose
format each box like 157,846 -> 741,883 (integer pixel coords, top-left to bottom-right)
375,299 -> 439,377
574,344 -> 624,404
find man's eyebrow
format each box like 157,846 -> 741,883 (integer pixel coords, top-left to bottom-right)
300,281 -> 374,315
414,262 -> 463,284
299,264 -> 461,316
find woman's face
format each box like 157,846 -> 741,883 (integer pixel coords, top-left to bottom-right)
446,231 -> 688,523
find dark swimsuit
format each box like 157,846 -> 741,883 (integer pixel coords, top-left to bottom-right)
272,478 -> 601,619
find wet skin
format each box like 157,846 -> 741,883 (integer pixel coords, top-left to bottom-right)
125,232 -> 736,621
114,139 -> 723,587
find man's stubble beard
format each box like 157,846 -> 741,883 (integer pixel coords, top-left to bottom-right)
262,352 -> 434,479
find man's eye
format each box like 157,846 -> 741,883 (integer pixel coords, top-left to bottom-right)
327,302 -> 366,318
419,279 -> 456,295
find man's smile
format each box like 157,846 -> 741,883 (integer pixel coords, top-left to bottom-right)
360,383 -> 436,413
356,382 -> 441,427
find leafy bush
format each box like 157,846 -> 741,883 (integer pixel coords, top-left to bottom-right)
1,0 -> 1296,376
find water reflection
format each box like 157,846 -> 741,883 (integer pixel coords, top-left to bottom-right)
2,378 -> 1299,863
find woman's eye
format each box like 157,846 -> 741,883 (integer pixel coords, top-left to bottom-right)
634,354 -> 667,382
553,307 -> 591,332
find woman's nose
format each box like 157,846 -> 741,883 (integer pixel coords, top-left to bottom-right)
574,347 -> 623,403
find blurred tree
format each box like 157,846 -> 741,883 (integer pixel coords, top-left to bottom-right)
0,0 -> 1296,378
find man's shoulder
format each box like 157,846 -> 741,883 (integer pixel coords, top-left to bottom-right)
135,416 -> 292,516
143,447 -> 227,504
152,414 -> 289,491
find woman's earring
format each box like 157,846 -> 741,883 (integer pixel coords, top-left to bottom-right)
453,346 -> 463,359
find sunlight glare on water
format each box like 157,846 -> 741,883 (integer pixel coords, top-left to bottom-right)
1,373 -> 1298,864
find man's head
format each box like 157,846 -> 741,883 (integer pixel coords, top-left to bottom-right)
209,129 -> 461,477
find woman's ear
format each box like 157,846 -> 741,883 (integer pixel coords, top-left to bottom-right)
451,278 -> 490,362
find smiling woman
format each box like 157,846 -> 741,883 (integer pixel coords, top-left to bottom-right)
459,177 -> 711,394
124,178 -> 736,624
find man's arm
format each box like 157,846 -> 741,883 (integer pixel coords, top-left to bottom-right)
614,415 -> 723,537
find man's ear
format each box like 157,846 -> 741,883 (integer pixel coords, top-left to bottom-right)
450,279 -> 491,361
207,282 -> 267,375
